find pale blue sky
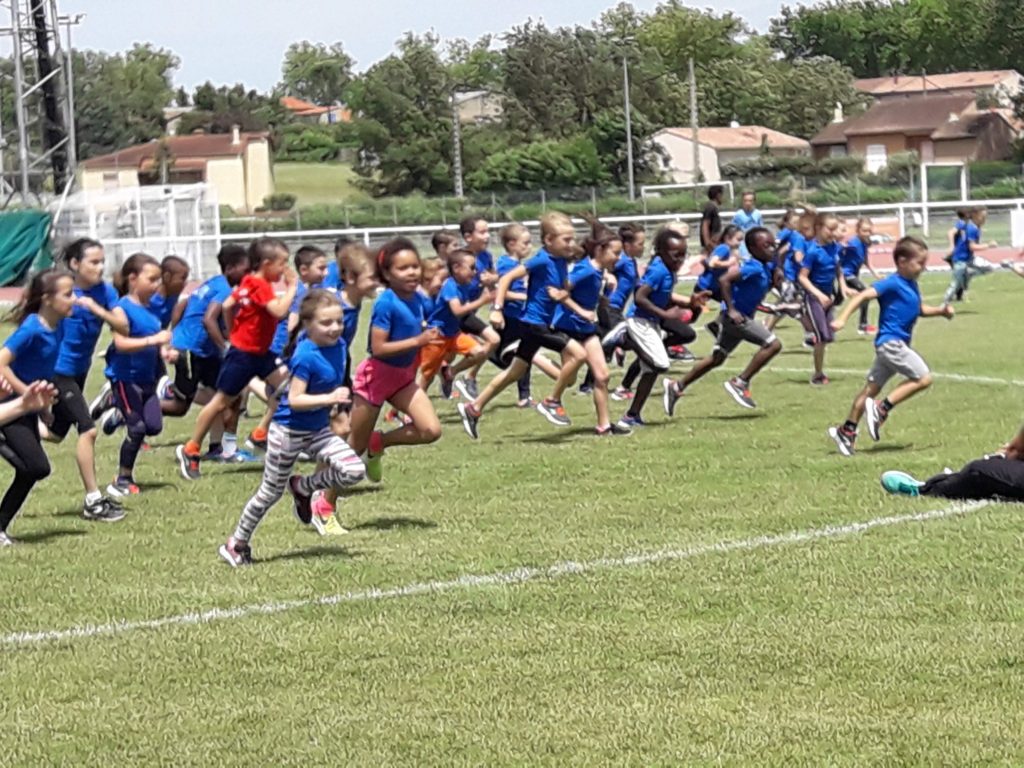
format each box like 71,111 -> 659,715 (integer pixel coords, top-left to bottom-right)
63,0 -> 782,91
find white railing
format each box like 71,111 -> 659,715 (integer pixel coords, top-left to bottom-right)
84,197 -> 1024,280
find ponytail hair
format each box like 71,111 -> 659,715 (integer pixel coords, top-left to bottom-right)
282,288 -> 342,360
113,252 -> 160,296
892,235 -> 928,263
580,214 -> 621,259
11,268 -> 72,324
61,237 -> 102,270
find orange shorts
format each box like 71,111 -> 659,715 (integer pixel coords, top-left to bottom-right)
419,334 -> 479,381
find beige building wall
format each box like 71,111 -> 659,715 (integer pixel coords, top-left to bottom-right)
652,131 -> 721,183
80,168 -> 139,192
205,156 -> 246,211
244,141 -> 274,212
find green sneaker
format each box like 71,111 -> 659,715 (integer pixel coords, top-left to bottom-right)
880,470 -> 924,497
364,430 -> 384,483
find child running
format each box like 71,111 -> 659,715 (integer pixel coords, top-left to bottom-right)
798,213 -> 841,385
452,216 -> 501,399
828,236 -> 954,457
455,212 -> 592,439
162,244 -> 251,462
49,239 -> 128,521
177,237 -> 296,480
698,224 -> 742,338
347,237 -> 442,482
840,218 -> 879,335
219,290 -> 366,565
106,254 -> 173,496
663,227 -> 782,415
0,270 -> 74,543
943,207 -> 998,306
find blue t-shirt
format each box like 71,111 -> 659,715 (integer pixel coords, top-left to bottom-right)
520,249 -> 569,327
171,275 -> 232,359
270,283 -> 308,356
429,277 -> 474,338
732,208 -> 763,231
874,273 -> 921,347
367,288 -> 425,368
607,254 -> 638,311
629,256 -> 675,321
552,258 -> 603,335
952,222 -> 979,263
3,314 -> 62,393
341,295 -> 360,349
109,297 -> 162,384
467,249 -> 495,300
148,292 -> 179,329
54,281 -> 118,377
274,337 -> 347,432
727,258 -> 774,318
321,261 -> 341,290
783,232 -> 805,282
496,254 -> 526,320
802,240 -> 840,294
696,244 -> 732,298
841,238 -> 869,278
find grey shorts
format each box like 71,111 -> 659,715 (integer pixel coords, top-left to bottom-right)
714,313 -> 777,357
779,279 -> 801,303
867,340 -> 930,387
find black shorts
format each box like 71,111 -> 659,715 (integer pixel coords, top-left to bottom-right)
216,348 -> 284,398
598,303 -> 625,336
559,327 -> 597,344
172,352 -> 222,403
459,313 -> 488,337
514,323 -> 569,363
50,373 -> 95,439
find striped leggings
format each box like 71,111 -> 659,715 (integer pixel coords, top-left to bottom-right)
233,421 -> 366,542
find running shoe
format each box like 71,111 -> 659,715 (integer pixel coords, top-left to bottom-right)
828,425 -> 856,457
454,378 -> 477,401
705,321 -> 721,339
106,476 -> 140,497
803,334 -> 817,349
723,378 -> 756,409
864,398 -> 887,441
667,345 -> 695,362
365,430 -> 384,482
0,531 -> 16,547
457,401 -> 480,439
596,422 -> 632,436
536,398 -> 571,426
440,364 -> 455,399
245,431 -> 268,453
310,491 -> 348,536
82,495 -> 125,523
880,470 -> 924,497
157,374 -> 173,401
610,386 -> 634,402
288,475 -> 312,525
810,373 -> 830,386
616,414 -> 646,430
219,537 -> 253,567
88,381 -> 113,421
857,324 -> 878,335
662,377 -> 681,417
176,444 -> 202,480
99,408 -> 124,436
515,397 -> 535,409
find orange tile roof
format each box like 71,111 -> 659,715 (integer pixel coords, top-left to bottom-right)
658,126 -> 810,151
855,70 -> 1020,96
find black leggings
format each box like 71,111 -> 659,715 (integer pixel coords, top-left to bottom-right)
622,316 -> 696,390
113,381 -> 163,472
0,414 -> 50,532
921,456 -> 1024,502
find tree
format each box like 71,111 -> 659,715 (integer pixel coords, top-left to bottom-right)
178,82 -> 287,135
280,42 -> 354,106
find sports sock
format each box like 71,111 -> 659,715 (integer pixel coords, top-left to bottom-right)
880,398 -> 894,414
85,490 -> 102,505
842,420 -> 858,433
222,432 -> 238,458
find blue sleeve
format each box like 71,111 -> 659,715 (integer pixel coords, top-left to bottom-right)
212,280 -> 232,302
439,280 -> 458,304
778,230 -> 792,247
873,275 -> 895,298
3,322 -> 33,359
103,283 -> 119,310
640,263 -> 661,288
524,253 -> 547,275
370,296 -> 393,333
966,223 -> 980,243
712,244 -> 730,258
800,247 -> 816,271
289,348 -> 313,382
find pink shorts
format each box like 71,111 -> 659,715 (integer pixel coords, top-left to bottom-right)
353,356 -> 418,408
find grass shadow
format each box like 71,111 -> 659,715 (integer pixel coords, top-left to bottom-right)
350,516 -> 437,531
863,443 -> 913,453
136,481 -> 176,491
520,426 -> 608,444
689,411 -> 768,421
259,544 -> 358,563
14,528 -> 88,543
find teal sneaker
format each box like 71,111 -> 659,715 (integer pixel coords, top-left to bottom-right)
880,470 -> 924,497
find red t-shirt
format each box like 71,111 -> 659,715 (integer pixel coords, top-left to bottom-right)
229,274 -> 278,353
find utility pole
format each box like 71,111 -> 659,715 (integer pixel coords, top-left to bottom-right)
622,52 -> 635,201
688,57 -> 700,187
451,91 -> 464,199
58,13 -> 83,174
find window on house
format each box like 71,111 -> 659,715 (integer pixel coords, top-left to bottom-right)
865,144 -> 888,173
829,145 -> 848,158
102,172 -> 118,190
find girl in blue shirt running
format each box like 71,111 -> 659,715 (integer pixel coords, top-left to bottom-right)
0,270 -> 75,542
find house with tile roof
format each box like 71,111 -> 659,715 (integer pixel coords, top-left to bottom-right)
280,96 -> 351,125
79,127 -> 274,213
855,70 -> 1022,106
652,125 -> 811,183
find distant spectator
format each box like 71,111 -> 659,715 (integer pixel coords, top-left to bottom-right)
700,185 -> 724,254
731,190 -> 763,232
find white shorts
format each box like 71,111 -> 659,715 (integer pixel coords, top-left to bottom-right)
625,316 -> 669,373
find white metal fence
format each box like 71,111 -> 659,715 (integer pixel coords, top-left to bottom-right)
58,197 -> 1024,281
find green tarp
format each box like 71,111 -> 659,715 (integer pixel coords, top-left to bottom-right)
0,210 -> 52,286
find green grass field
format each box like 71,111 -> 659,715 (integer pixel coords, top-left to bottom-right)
3,272 -> 1024,764
274,161 -> 366,206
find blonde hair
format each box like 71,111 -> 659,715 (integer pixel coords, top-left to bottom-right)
338,243 -> 371,278
539,212 -> 573,240
501,223 -> 529,248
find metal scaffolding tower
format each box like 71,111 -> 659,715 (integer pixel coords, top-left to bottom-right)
0,0 -> 78,207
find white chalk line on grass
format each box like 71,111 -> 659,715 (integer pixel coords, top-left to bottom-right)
1,500 -> 991,648
733,366 -> 1024,388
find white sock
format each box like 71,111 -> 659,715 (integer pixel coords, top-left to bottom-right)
85,490 -> 103,505
222,432 -> 237,458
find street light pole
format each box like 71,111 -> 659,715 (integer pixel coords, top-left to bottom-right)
58,13 -> 84,175
451,91 -> 464,199
622,52 -> 635,202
